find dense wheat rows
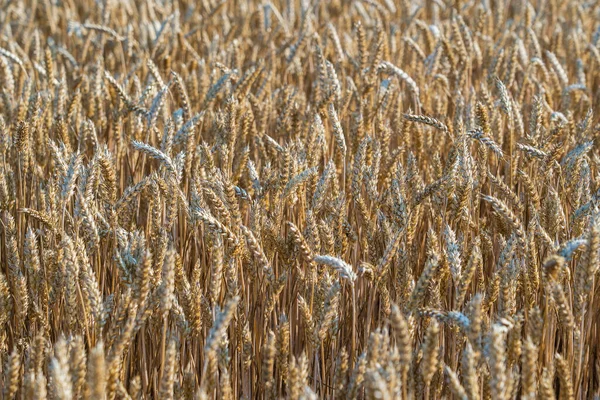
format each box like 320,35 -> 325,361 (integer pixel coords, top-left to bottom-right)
2,0 -> 600,398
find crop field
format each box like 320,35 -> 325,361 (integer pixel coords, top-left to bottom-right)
0,0 -> 600,398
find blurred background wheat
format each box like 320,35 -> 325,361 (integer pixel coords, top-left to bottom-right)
0,0 -> 600,398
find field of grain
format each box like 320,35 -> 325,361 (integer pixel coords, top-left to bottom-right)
1,0 -> 600,398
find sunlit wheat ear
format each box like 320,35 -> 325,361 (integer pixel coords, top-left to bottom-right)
420,319 -> 440,390
132,140 -> 177,176
313,255 -> 356,283
3,347 -> 21,399
159,338 -> 177,399
86,341 -> 106,400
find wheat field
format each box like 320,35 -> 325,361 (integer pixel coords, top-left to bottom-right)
0,0 -> 600,398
